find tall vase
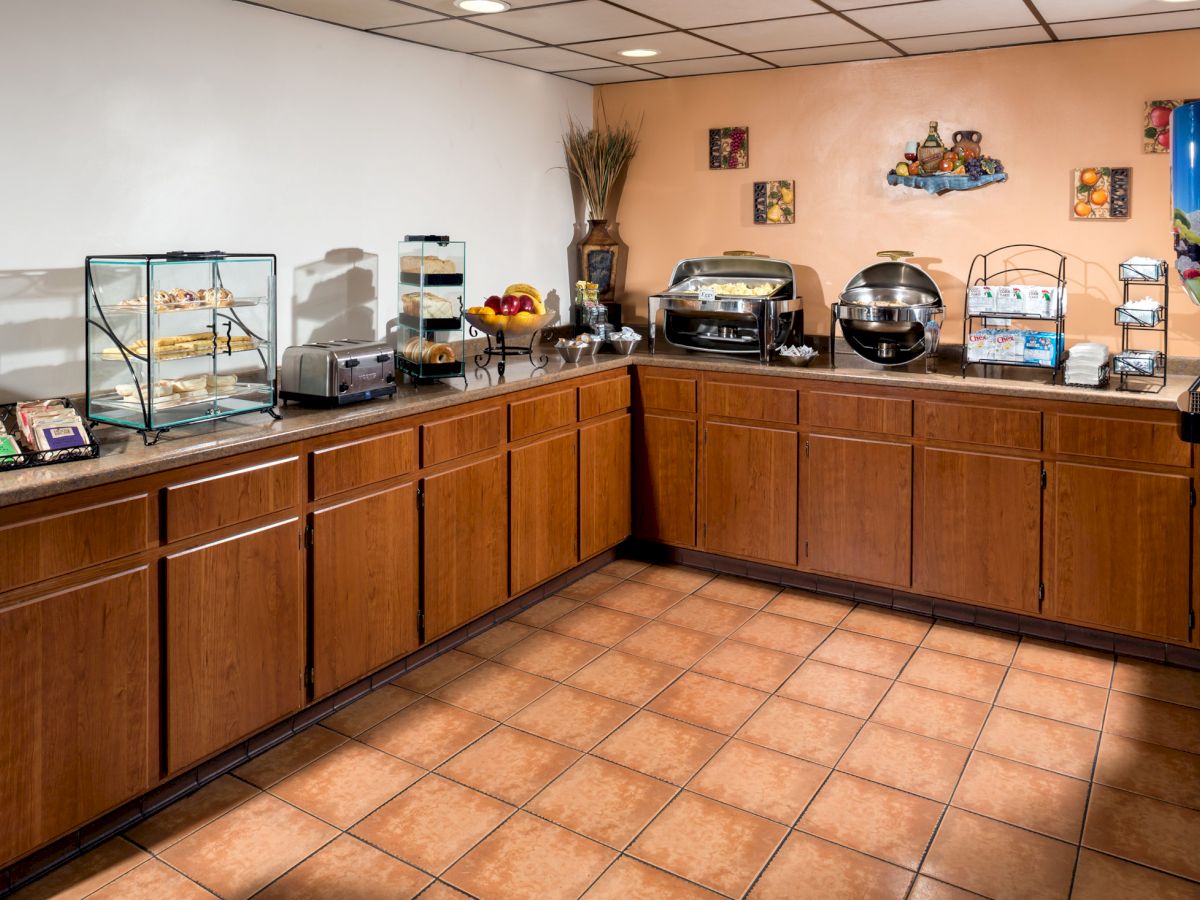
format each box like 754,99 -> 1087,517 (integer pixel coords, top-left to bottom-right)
1172,101 -> 1200,305
579,219 -> 620,312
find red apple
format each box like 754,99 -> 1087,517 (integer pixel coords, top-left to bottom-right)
1150,105 -> 1172,128
484,295 -> 503,312
1158,130 -> 1171,149
518,295 -> 535,313
500,294 -> 521,316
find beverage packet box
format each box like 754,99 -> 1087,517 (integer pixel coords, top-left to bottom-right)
992,286 -> 1020,314
967,329 -> 992,360
1023,332 -> 1060,367
992,329 -> 1025,361
967,285 -> 995,314
0,434 -> 21,459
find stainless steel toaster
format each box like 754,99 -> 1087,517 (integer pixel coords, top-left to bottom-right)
280,339 -> 397,406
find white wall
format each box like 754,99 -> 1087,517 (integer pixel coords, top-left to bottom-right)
0,0 -> 591,400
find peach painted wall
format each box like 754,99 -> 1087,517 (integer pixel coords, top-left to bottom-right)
598,29 -> 1200,356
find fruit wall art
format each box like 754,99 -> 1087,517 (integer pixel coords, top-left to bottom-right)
1071,167 -> 1130,219
709,126 -> 748,169
754,180 -> 794,224
1145,100 -> 1198,153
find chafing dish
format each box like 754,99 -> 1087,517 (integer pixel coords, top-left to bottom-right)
648,256 -> 802,362
832,253 -> 943,366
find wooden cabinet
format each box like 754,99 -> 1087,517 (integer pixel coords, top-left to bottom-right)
704,422 -> 798,565
510,431 -> 579,595
580,414 -> 631,559
163,456 -> 299,542
509,389 -> 576,441
634,413 -> 697,547
422,454 -> 508,640
163,518 -> 305,772
804,434 -> 911,587
1047,462 -> 1192,641
0,567 -> 153,867
310,427 -> 416,500
914,449 -> 1042,611
311,482 -> 419,698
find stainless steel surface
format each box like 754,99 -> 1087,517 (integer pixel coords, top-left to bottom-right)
834,258 -> 944,367
556,344 -> 586,364
280,338 -> 396,404
610,337 -> 639,356
839,285 -> 940,308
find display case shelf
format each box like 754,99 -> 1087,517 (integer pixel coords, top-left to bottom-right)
395,236 -> 467,385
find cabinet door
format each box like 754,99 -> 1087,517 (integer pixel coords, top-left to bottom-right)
423,454 -> 508,640
580,414 -> 632,560
634,413 -> 697,547
511,431 -> 579,595
0,567 -> 152,867
914,448 -> 1041,611
704,422 -> 798,566
312,482 -> 419,698
1049,463 -> 1192,641
805,434 -> 911,587
164,518 -> 304,772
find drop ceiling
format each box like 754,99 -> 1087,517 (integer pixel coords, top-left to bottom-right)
237,0 -> 1200,84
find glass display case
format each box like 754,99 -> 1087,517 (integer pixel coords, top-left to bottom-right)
85,252 -> 278,443
395,236 -> 465,383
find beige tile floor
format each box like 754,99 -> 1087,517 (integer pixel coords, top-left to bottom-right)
16,560 -> 1200,899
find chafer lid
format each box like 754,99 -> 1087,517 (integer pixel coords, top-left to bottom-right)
840,260 -> 941,306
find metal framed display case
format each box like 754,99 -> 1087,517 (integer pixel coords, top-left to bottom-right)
85,252 -> 279,444
395,236 -> 466,384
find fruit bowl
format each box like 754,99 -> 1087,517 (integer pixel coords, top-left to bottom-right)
465,311 -> 556,337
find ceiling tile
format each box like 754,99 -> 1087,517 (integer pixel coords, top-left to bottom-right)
557,66 -> 663,84
822,0 -> 928,8
566,31 -> 734,63
758,41 -> 900,65
250,0 -> 442,29
845,0 -> 1037,39
638,55 -> 774,76
485,0 -> 664,43
1052,7 -> 1200,37
398,0 -> 558,14
481,45 -> 613,70
1032,0 -> 1200,22
695,13 -> 872,52
610,0 -> 823,29
375,17 -> 536,49
895,24 -> 1050,54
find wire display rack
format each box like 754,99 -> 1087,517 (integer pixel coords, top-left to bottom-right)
1113,259 -> 1168,393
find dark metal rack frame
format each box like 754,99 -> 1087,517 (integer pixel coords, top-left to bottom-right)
469,325 -> 549,378
1114,260 -> 1169,394
961,244 -> 1068,384
0,398 -> 100,470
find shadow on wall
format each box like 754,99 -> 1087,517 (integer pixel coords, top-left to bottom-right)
0,267 -> 85,402
292,248 -> 379,345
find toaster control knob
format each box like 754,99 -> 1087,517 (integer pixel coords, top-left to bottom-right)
385,374 -> 395,383
344,359 -> 360,368
339,383 -> 348,393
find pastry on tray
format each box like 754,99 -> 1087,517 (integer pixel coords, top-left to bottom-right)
400,255 -> 456,275
401,291 -> 457,319
402,335 -> 456,365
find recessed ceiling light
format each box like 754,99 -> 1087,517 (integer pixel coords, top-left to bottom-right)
619,48 -> 659,58
454,0 -> 510,12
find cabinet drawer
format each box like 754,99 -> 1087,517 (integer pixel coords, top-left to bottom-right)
311,428 -> 417,500
918,401 -> 1041,451
638,373 -> 697,414
1054,414 -> 1190,468
164,456 -> 299,542
706,379 -> 797,424
804,391 -> 912,436
509,388 -> 577,441
422,406 -> 503,467
579,375 -> 631,421
0,493 -> 150,593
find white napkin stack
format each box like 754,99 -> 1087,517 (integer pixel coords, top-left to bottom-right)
1064,342 -> 1109,386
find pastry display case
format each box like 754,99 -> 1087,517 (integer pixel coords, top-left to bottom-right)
395,236 -> 466,383
85,252 -> 279,443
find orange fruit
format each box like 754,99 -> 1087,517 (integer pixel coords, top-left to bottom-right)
1080,168 -> 1099,186
1074,200 -> 1093,218
1090,189 -> 1108,206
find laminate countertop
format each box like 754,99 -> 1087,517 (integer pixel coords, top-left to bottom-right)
1,346 -> 1190,507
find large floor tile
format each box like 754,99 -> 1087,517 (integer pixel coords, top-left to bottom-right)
1105,690 -> 1200,754
431,661 -> 556,719
951,752 -> 1088,842
436,725 -> 579,805
360,697 -> 495,768
591,579 -> 685,617
837,722 -> 969,803
322,685 -> 421,737
798,772 -> 943,870
688,739 -> 828,824
458,621 -> 536,658
583,856 -> 721,898
899,647 -> 1006,703
595,558 -> 649,579
12,838 -> 149,900
566,649 -> 684,705
730,611 -> 831,656
557,571 -> 623,601
975,706 -> 1099,779
839,606 -> 932,645
507,684 -> 636,750
493,630 -> 605,681
629,792 -> 786,896
691,639 -> 803,692
269,740 -> 423,829
85,860 -> 211,900
738,696 -> 863,765
647,671 -> 768,734
1012,639 -> 1113,688
811,630 -> 915,679
127,775 -> 258,854
921,807 -> 1076,900
547,604 -> 649,646
233,726 -> 346,789
920,621 -> 1018,665
907,875 -> 982,899
1095,732 -> 1200,810
1071,848 -> 1200,900
511,595 -> 581,628
256,834 -> 431,899
351,774 -> 513,875
394,650 -> 482,694
779,659 -> 893,718
614,620 -> 721,668
1083,784 -> 1200,881
1113,657 -> 1200,709
696,574 -> 781,608
526,756 -> 677,849
159,793 -> 337,900
764,589 -> 855,626
659,594 -> 755,636
996,668 -> 1107,729
593,710 -> 725,785
749,831 -> 913,899
630,563 -> 715,594
444,812 -> 615,900
871,682 -> 990,747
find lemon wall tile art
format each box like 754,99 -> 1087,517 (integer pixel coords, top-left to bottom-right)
754,180 -> 794,224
